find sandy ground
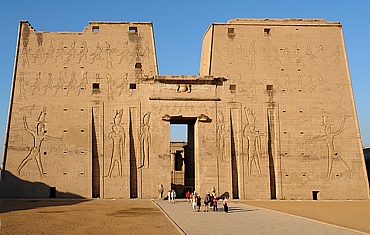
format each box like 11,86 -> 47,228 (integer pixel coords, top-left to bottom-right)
1,199 -> 369,234
238,200 -> 370,234
0,199 -> 179,235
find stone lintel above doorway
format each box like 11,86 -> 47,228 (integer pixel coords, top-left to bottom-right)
154,75 -> 227,85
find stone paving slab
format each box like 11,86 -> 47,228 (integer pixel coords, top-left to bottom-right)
154,199 -> 366,235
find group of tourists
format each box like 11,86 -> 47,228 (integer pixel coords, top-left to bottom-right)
186,190 -> 229,213
167,189 -> 177,203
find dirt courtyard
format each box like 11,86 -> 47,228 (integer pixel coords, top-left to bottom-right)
1,199 -> 369,234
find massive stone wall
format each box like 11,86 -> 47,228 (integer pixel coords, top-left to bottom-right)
1,19 -> 368,200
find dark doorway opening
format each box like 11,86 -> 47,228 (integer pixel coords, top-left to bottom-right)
170,118 -> 195,198
50,187 -> 56,198
312,191 -> 319,200
92,108 -> 100,198
129,108 -> 138,198
267,108 -> 277,199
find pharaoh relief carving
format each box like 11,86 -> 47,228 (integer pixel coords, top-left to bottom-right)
307,114 -> 352,178
105,109 -> 125,178
17,106 -> 62,177
243,108 -> 264,177
216,112 -> 229,161
139,112 -> 151,168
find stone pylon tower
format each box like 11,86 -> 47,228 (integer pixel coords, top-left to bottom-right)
1,19 -> 369,200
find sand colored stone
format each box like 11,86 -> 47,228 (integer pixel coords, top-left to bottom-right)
1,18 -> 369,200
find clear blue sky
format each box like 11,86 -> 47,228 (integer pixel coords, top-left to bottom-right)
0,0 -> 369,165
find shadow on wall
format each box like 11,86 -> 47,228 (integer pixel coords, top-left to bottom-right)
366,159 -> 370,186
0,170 -> 85,200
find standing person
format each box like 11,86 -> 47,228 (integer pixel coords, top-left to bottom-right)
204,193 -> 210,212
158,184 -> 164,199
196,195 -> 202,212
186,191 -> 191,203
223,196 -> 229,213
191,193 -> 197,212
167,190 -> 171,203
212,195 -> 218,211
171,189 -> 176,203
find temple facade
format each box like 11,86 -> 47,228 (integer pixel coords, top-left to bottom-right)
1,19 -> 369,200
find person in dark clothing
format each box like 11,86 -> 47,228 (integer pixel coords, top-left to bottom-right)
196,195 -> 202,212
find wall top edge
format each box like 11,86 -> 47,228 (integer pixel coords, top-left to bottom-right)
225,18 -> 341,26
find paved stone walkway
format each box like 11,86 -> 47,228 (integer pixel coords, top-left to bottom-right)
153,199 -> 366,235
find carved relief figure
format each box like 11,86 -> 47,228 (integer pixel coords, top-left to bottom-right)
43,73 -> 53,95
53,71 -> 65,96
43,41 -> 54,64
77,41 -> 88,63
32,45 -> 44,64
65,72 -> 77,96
305,44 -> 317,65
90,42 -> 102,64
243,108 -> 264,176
18,73 -> 27,100
117,73 -> 128,96
105,42 -> 115,69
17,107 -> 61,177
308,115 -> 352,178
217,112 -> 228,161
118,41 -> 129,64
65,41 -> 76,64
21,46 -> 30,67
30,72 -> 42,95
333,45 -> 341,68
54,42 -> 64,62
77,72 -> 88,95
139,112 -> 151,168
105,109 -> 125,178
106,73 -> 115,100
249,41 -> 256,70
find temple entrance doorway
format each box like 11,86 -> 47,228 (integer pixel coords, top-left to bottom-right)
170,118 -> 195,198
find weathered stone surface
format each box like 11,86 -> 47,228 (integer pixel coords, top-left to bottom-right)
1,19 -> 368,200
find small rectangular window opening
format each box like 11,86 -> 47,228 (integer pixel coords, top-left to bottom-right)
228,28 -> 234,34
92,26 -> 99,33
129,83 -> 137,90
229,84 -> 236,91
264,28 -> 270,35
129,27 -> 138,33
266,85 -> 273,91
135,63 -> 142,69
92,83 -> 100,90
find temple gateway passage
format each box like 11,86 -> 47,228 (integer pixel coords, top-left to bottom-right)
1,19 -> 369,200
